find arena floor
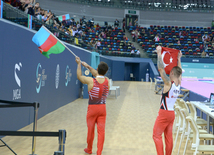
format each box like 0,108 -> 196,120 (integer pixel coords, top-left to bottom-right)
1,82 -> 196,155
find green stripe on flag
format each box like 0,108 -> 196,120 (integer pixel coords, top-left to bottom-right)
58,16 -> 62,22
42,41 -> 65,58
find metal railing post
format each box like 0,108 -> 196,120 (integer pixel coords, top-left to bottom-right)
31,102 -> 39,155
58,129 -> 66,154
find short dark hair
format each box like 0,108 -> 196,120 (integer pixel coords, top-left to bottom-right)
98,62 -> 108,75
171,66 -> 182,78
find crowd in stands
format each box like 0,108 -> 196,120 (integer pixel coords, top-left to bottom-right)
4,0 -> 140,57
3,1 -> 214,58
129,25 -> 214,58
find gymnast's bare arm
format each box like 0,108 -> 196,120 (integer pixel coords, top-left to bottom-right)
156,46 -> 171,93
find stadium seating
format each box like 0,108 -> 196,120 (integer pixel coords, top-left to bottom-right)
81,27 -> 140,57
128,25 -> 214,58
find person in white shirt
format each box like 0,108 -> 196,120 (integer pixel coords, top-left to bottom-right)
96,41 -> 101,49
72,27 -> 78,36
136,49 -> 140,55
154,35 -> 160,42
131,49 -> 135,54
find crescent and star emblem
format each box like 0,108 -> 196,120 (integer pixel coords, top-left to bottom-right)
161,51 -> 173,68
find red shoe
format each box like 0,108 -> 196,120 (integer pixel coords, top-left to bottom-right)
84,148 -> 92,154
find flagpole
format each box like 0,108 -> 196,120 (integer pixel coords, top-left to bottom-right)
42,25 -> 77,58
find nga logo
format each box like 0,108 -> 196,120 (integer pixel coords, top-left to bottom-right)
55,64 -> 60,89
65,65 -> 72,86
13,63 -> 22,100
36,63 -> 47,93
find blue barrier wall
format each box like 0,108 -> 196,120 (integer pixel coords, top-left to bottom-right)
103,56 -> 159,81
0,19 -> 91,131
0,19 -> 158,132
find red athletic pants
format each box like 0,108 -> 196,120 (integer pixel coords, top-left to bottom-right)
86,104 -> 106,155
153,109 -> 175,155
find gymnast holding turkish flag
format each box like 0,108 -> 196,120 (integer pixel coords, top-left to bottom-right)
153,46 -> 182,155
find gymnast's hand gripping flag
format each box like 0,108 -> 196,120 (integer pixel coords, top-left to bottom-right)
161,47 -> 179,75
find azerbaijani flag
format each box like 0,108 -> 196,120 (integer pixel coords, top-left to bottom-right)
32,26 -> 65,58
58,14 -> 70,22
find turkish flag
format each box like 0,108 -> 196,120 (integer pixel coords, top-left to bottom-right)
161,47 -> 179,75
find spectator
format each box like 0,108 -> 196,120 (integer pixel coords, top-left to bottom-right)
136,49 -> 140,55
131,49 -> 135,54
131,43 -> 135,50
72,27 -> 78,36
34,2 -> 40,14
154,34 -> 160,42
73,19 -> 77,26
89,40 -> 93,46
157,33 -> 161,38
179,31 -> 184,38
35,7 -> 41,16
46,11 -> 54,25
201,50 -> 206,57
18,0 -> 27,11
77,21 -> 81,29
99,32 -> 106,39
199,44 -> 204,52
177,40 -> 180,45
206,53 -> 209,57
210,34 -> 214,43
65,29 -> 70,35
82,16 -> 86,22
131,30 -> 135,42
134,18 -> 138,26
114,19 -> 119,27
42,10 -> 48,22
123,35 -> 128,41
135,29 -> 139,40
78,28 -> 83,38
122,20 -> 125,32
202,34 -> 208,43
129,21 -> 132,26
96,40 -> 101,49
25,4 -> 35,16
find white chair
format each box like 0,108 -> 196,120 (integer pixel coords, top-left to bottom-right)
150,77 -> 153,84
109,79 -> 120,99
186,116 -> 214,155
186,101 -> 209,128
173,105 -> 186,153
173,100 -> 209,155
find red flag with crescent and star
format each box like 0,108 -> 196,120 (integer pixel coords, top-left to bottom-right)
161,47 -> 179,75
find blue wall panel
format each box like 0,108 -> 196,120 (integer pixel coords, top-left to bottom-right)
0,20 -> 90,131
112,61 -> 125,81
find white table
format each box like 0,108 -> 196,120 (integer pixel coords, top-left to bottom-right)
191,101 -> 214,134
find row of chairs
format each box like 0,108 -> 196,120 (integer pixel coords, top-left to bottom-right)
173,99 -> 214,155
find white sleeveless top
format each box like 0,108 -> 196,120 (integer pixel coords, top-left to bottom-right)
160,81 -> 180,111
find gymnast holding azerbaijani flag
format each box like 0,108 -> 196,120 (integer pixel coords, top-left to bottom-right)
153,45 -> 182,155
32,26 -> 110,155
76,57 -> 110,155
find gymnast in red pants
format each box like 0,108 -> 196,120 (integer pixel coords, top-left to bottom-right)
153,46 -> 182,155
76,57 -> 110,155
